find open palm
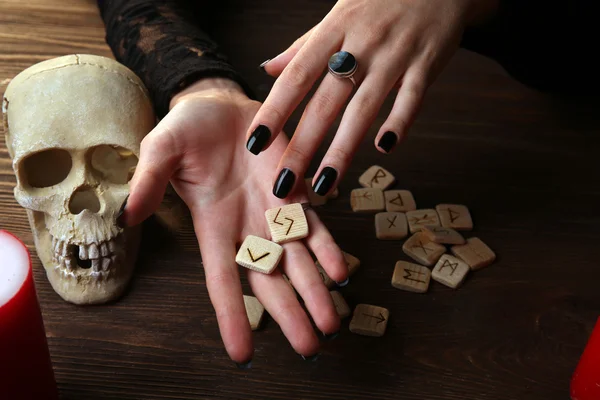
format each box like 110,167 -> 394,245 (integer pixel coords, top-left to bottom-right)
121,84 -> 348,364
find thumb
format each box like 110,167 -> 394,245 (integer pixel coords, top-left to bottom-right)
262,26 -> 316,77
119,114 -> 183,227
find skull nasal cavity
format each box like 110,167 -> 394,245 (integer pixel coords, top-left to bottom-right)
69,188 -> 101,214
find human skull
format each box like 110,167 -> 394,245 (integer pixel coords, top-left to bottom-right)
2,54 -> 155,304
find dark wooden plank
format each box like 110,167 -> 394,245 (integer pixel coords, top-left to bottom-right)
1,0 -> 599,399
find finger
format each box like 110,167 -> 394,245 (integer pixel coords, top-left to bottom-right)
247,268 -> 320,357
261,26 -> 316,77
375,65 -> 426,154
196,219 -> 253,364
120,114 -> 183,227
304,208 -> 347,284
313,70 -> 397,192
245,28 -> 344,156
281,241 -> 340,336
271,72 -> 354,199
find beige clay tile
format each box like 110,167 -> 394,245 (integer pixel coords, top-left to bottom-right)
265,203 -> 309,244
384,190 -> 416,212
436,204 -> 473,231
375,212 -> 408,240
358,165 -> 395,190
391,261 -> 431,293
235,235 -> 283,274
431,254 -> 470,289
402,232 -> 445,266
330,291 -> 351,318
421,225 -> 465,245
451,237 -> 495,270
350,188 -> 385,212
349,304 -> 390,337
243,295 -> 265,330
406,209 -> 441,233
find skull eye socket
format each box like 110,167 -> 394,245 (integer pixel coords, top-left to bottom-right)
21,149 -> 72,188
90,145 -> 138,184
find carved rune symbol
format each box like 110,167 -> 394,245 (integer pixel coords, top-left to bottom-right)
389,193 -> 404,206
411,213 -> 436,225
411,240 -> 432,255
439,259 -> 458,275
387,215 -> 397,228
247,248 -> 270,263
370,169 -> 387,186
358,191 -> 373,201
363,312 -> 386,324
403,268 -> 426,283
444,208 -> 460,223
433,227 -> 449,235
273,208 -> 295,235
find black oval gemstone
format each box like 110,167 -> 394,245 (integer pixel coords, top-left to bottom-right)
328,51 -> 357,76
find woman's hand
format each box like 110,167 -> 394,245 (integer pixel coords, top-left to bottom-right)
120,78 -> 348,364
246,0 -> 498,198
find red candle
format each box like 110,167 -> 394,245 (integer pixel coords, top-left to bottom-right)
571,316 -> 600,400
0,230 -> 58,399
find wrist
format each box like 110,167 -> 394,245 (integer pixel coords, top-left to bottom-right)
170,77 -> 247,109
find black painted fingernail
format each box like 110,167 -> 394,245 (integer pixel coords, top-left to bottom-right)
301,353 -> 321,362
258,59 -> 271,73
236,360 -> 252,369
246,125 -> 271,155
322,331 -> 340,341
336,278 -> 349,287
313,167 -> 337,196
116,195 -> 129,228
377,131 -> 398,153
272,168 -> 295,199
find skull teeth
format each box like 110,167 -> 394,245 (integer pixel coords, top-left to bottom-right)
79,245 -> 88,260
51,234 -> 124,277
55,254 -> 118,277
88,244 -> 100,260
102,257 -> 111,271
55,237 -> 124,260
100,243 -> 109,257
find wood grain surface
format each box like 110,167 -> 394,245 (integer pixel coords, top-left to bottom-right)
2,0 -> 600,399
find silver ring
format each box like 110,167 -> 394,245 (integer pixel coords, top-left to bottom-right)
301,202 -> 312,211
328,51 -> 358,86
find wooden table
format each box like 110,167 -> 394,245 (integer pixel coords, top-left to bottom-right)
1,1 -> 599,399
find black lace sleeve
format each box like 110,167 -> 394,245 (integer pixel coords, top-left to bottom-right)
97,0 -> 255,119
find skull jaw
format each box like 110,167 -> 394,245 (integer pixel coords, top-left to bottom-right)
45,258 -> 137,304
27,210 -> 141,305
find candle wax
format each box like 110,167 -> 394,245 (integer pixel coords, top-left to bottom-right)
0,230 -> 58,399
571,317 -> 600,400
